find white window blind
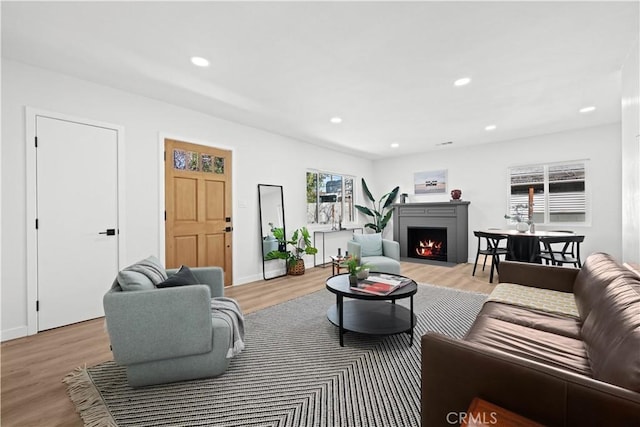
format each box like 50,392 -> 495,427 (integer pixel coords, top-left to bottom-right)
508,161 -> 587,224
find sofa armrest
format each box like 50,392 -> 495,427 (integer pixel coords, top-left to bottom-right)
498,261 -> 578,292
382,239 -> 400,261
104,285 -> 213,365
421,332 -> 640,426
166,266 -> 225,297
191,267 -> 225,297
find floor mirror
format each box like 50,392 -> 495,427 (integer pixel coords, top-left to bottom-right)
258,184 -> 287,280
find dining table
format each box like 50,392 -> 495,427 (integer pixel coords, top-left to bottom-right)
479,229 -> 581,263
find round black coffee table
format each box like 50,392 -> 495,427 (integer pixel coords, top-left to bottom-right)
325,273 -> 418,347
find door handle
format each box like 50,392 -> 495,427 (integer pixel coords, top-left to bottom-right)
99,229 -> 116,236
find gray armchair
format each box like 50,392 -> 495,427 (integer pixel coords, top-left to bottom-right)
104,267 -> 231,387
347,233 -> 401,275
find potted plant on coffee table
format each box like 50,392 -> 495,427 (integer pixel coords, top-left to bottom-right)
342,257 -> 372,285
265,226 -> 318,276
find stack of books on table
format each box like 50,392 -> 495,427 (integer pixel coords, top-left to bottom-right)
350,274 -> 412,296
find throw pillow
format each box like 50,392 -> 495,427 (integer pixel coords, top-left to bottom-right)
157,265 -> 199,288
117,255 -> 168,291
353,233 -> 383,257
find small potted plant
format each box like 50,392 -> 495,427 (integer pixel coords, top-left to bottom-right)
342,257 -> 372,285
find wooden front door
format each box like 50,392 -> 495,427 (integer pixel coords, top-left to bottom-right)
164,139 -> 233,286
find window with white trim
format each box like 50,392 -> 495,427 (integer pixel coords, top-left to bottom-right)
508,161 -> 588,224
306,171 -> 354,225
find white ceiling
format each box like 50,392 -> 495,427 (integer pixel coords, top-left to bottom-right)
2,1 -> 639,159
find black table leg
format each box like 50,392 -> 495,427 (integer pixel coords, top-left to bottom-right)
338,294 -> 344,347
409,295 -> 414,346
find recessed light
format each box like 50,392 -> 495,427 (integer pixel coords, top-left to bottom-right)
390,142 -> 399,148
330,117 -> 342,124
191,56 -> 210,67
579,106 -> 596,113
454,77 -> 471,87
485,125 -> 497,131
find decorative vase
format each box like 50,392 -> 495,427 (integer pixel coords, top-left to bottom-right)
288,259 -> 306,275
450,189 -> 462,201
349,275 -> 358,285
356,268 -> 369,280
516,222 -> 529,233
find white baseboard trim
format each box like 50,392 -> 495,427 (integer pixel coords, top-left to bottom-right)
1,326 -> 28,342
232,273 -> 263,286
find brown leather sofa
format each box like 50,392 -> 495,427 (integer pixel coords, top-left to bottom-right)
421,252 -> 640,426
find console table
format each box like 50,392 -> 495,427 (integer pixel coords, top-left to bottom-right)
313,227 -> 363,267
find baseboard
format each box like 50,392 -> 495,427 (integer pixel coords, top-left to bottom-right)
232,273 -> 263,286
1,326 -> 28,342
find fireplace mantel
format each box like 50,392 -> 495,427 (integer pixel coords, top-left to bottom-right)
392,202 -> 470,265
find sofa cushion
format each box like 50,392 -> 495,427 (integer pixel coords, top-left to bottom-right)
117,255 -> 167,291
360,255 -> 401,275
157,265 -> 199,288
353,233 -> 383,257
580,271 -> 640,392
477,302 -> 582,340
465,315 -> 592,377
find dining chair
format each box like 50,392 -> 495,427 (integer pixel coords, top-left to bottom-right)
472,231 -> 509,283
539,230 -> 576,264
538,235 -> 584,267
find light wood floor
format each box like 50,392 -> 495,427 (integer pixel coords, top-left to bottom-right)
1,261 -> 495,427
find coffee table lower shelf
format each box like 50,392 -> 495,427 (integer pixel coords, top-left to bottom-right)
327,300 -> 416,345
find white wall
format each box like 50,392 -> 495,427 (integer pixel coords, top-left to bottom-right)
621,38 -> 640,264
0,58 -> 629,341
1,60 -> 372,339
372,124 -> 623,263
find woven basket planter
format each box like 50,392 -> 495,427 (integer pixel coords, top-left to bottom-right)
288,259 -> 306,275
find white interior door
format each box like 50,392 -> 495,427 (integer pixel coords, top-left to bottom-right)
36,116 -> 119,331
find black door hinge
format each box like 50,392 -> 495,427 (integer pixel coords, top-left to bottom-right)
226,217 -> 231,222
35,219 -> 39,229
225,226 -> 233,232
164,211 -> 167,221
36,300 -> 39,311
164,151 -> 166,161
35,137 -> 38,148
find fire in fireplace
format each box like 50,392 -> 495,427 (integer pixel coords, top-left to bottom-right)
407,227 -> 447,262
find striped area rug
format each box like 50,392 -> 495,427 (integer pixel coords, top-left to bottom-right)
65,284 -> 486,426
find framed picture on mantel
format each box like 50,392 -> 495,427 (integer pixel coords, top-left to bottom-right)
414,169 -> 447,194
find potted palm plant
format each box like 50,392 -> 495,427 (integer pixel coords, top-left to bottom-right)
265,226 -> 318,275
355,178 -> 399,233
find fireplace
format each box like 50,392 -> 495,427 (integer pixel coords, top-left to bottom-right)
393,202 -> 470,265
408,227 -> 447,262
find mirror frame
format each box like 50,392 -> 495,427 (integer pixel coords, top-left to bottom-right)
258,184 -> 287,280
